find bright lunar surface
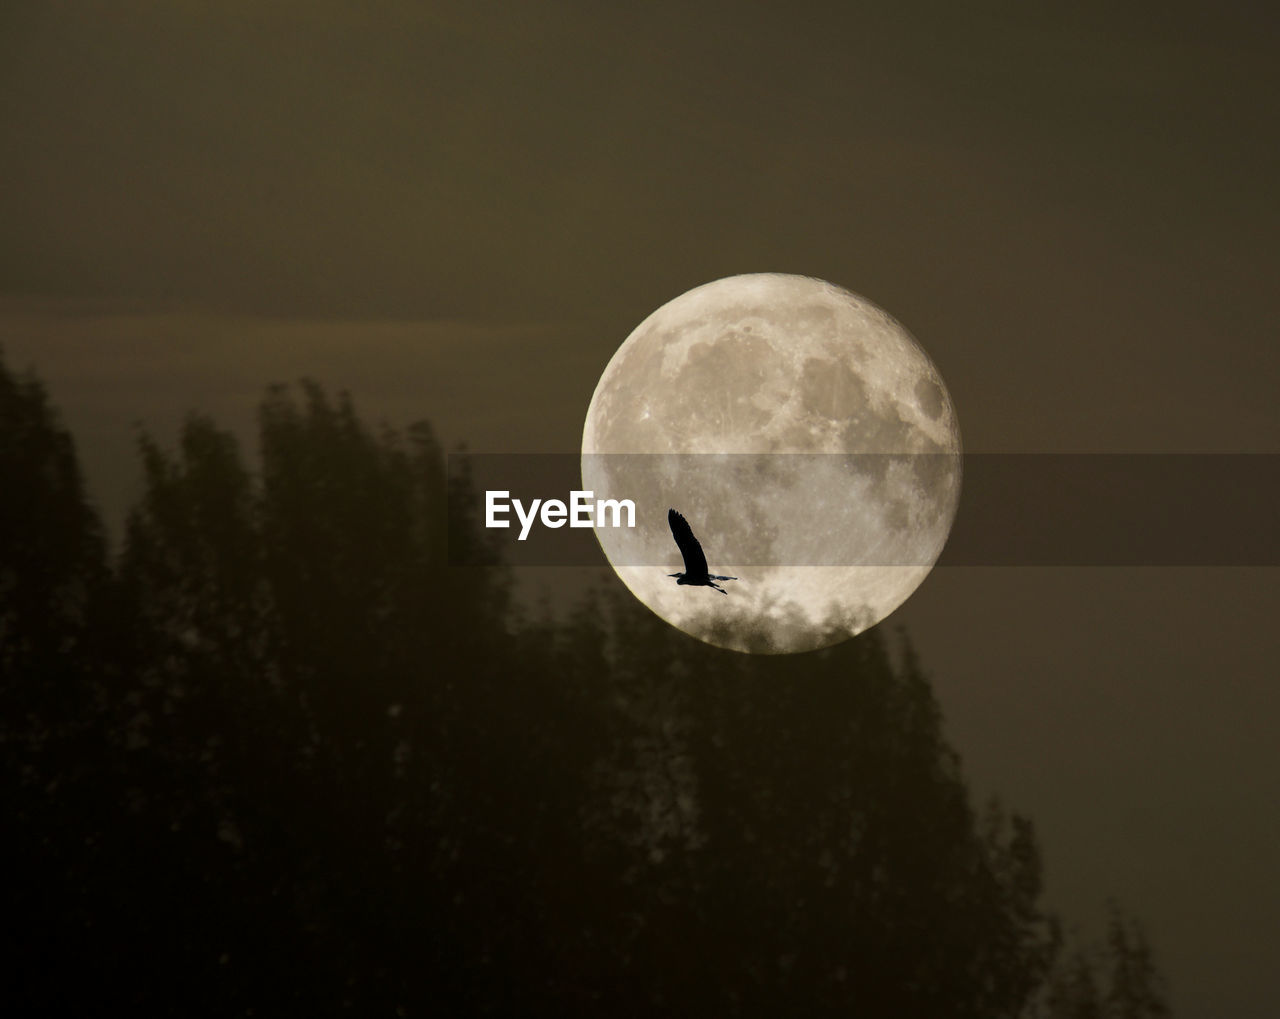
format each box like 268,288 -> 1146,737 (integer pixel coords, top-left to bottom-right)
581,274 -> 961,654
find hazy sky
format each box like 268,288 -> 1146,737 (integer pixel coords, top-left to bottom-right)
3,3 -> 1277,1015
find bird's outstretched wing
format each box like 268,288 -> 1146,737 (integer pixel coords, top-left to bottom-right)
668,508 -> 708,577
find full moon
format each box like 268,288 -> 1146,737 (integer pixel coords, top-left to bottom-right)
581,274 -> 961,654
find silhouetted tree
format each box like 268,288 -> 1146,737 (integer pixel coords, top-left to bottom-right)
0,351 -> 114,1010
1036,904 -> 1170,1019
0,354 -> 1174,1017
1103,904 -> 1170,1019
561,594 -> 1059,1016
0,348 -> 105,702
1045,944 -> 1107,1019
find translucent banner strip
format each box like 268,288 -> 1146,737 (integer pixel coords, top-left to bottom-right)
447,453 -> 1279,567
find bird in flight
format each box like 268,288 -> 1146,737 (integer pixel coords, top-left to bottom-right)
668,508 -> 738,594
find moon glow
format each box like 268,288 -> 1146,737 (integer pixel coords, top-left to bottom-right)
581,274 -> 961,654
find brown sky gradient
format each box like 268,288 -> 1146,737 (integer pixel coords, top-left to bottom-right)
3,2 -> 1278,1015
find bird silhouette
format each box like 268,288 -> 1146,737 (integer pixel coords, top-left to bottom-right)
668,508 -> 738,594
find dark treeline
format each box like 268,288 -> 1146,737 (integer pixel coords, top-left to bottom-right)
1,350 -> 1169,1016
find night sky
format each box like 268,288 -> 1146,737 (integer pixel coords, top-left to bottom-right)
4,3 -> 1277,1015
